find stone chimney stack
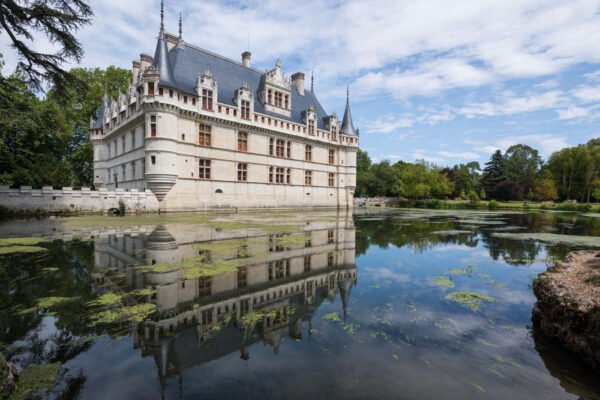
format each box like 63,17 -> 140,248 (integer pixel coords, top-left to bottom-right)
132,61 -> 141,84
242,51 -> 251,68
291,72 -> 305,96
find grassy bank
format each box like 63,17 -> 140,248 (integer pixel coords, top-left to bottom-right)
379,199 -> 600,212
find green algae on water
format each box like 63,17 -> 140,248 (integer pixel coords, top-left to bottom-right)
8,362 -> 61,400
432,276 -> 454,288
0,237 -> 48,247
0,246 -> 48,255
444,291 -> 495,311
322,312 -> 342,322
89,303 -> 156,326
491,232 -> 600,247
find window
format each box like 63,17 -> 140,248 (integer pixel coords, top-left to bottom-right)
328,228 -> 335,244
169,89 -> 173,98
199,124 -> 211,146
287,141 -> 291,158
308,120 -> 315,135
202,89 -> 213,110
184,95 -> 188,104
201,309 -> 212,324
329,149 -> 335,165
269,138 -> 274,155
269,167 -> 273,183
329,172 -> 335,187
150,116 -> 157,137
199,159 -> 211,179
159,87 -> 163,96
192,98 -> 196,106
332,125 -> 337,141
237,132 -> 248,152
148,82 -> 154,95
131,162 -> 136,180
286,168 -> 291,184
305,145 -> 312,161
121,165 -> 126,180
285,95 -> 289,109
305,170 -> 312,185
121,136 -> 125,153
304,255 -> 311,273
237,267 -> 247,288
241,100 -> 250,119
328,252 -> 334,267
275,92 -> 283,107
131,130 -> 135,149
237,163 -> 247,181
268,89 -> 272,104
276,139 -> 284,157
276,167 -> 284,184
151,155 -> 156,165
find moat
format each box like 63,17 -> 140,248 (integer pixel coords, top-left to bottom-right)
1,209 -> 600,399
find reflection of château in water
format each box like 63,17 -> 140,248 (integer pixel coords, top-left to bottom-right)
90,212 -> 357,382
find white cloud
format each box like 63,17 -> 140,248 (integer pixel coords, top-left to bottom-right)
458,90 -> 566,118
572,85 -> 600,103
436,151 -> 481,159
474,134 -> 569,157
557,106 -> 591,119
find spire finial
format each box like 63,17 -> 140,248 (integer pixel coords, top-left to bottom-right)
311,71 -> 314,93
179,12 -> 182,38
160,0 -> 165,33
346,86 -> 350,103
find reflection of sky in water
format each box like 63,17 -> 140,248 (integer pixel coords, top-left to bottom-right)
1,210 -> 600,399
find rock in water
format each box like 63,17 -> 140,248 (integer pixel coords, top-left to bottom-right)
532,251 -> 600,368
0,352 -> 18,398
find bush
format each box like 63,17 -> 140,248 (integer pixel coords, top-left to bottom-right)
540,202 -> 555,210
554,202 -> 592,212
576,203 -> 592,212
487,199 -> 499,209
118,199 -> 126,216
468,191 -> 480,207
427,199 -> 442,209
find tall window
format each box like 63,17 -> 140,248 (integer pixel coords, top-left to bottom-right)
304,255 -> 311,272
131,130 -> 136,149
202,89 -> 213,110
131,162 -> 136,180
198,276 -> 212,297
328,172 -> 335,187
284,95 -> 289,109
275,92 -> 283,107
199,159 -> 211,179
305,170 -> 312,185
286,169 -> 291,184
150,116 -> 157,137
329,149 -> 335,165
269,138 -> 274,156
269,167 -> 273,183
241,100 -> 250,119
121,165 -> 126,180
328,228 -> 335,244
276,167 -> 284,184
286,141 -> 291,158
148,82 -> 154,95
268,89 -> 272,104
237,163 -> 247,181
305,145 -> 312,161
276,139 -> 284,157
159,87 -> 163,96
237,132 -> 248,152
151,155 -> 156,165
332,125 -> 337,141
237,267 -> 247,288
308,120 -> 315,135
169,89 -> 173,98
199,124 -> 211,146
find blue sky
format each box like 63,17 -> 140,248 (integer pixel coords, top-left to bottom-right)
2,0 -> 600,166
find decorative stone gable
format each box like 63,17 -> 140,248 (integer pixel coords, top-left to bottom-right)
301,104 -> 316,124
259,59 -> 292,117
324,112 -> 338,131
196,70 -> 218,105
235,81 -> 254,116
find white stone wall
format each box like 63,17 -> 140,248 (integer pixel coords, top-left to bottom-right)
0,185 -> 159,213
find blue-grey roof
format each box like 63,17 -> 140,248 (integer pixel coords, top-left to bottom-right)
340,96 -> 356,136
153,30 -> 178,89
169,42 -> 331,130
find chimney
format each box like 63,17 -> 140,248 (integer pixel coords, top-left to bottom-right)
291,72 -> 305,96
140,53 -> 154,71
242,51 -> 251,68
132,61 -> 141,84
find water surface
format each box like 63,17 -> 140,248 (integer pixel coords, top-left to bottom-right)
1,209 -> 600,399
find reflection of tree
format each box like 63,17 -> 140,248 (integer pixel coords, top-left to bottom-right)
355,217 -> 479,256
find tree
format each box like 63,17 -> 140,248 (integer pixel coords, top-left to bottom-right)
547,146 -> 591,201
481,150 -> 506,199
504,144 -> 541,198
479,188 -> 486,200
495,180 -> 522,201
356,149 -> 371,174
0,0 -> 93,92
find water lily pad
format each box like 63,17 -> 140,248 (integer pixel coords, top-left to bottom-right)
445,292 -> 495,311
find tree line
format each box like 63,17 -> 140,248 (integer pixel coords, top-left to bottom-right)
356,140 -> 600,203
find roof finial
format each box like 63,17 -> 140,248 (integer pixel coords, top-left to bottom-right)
160,0 -> 165,33
179,12 -> 182,38
311,71 -> 314,93
346,86 -> 350,103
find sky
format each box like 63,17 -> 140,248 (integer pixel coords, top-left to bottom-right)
2,0 -> 600,166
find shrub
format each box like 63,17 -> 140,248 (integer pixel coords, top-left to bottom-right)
118,199 -> 126,216
479,188 -> 486,200
487,199 -> 499,209
468,191 -> 480,207
554,202 -> 592,212
540,202 -> 555,210
576,203 -> 592,212
427,199 -> 442,209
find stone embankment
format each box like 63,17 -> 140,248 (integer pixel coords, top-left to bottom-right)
0,185 -> 159,214
532,251 -> 600,368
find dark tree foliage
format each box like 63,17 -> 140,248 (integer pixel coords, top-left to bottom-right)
494,180 -> 523,201
481,150 -> 506,199
0,0 -> 93,92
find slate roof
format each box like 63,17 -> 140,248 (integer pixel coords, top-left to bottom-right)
90,102 -> 105,130
340,93 -> 357,136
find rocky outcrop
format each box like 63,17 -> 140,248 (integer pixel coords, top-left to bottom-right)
0,352 -> 18,398
532,251 -> 600,369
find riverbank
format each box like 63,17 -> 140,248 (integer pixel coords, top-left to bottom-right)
532,251 -> 600,369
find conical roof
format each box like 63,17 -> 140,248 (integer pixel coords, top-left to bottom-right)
152,1 -> 178,88
340,86 -> 357,136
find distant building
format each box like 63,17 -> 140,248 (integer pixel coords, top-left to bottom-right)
90,2 -> 359,211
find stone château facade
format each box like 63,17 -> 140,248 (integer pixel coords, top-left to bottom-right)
90,3 -> 359,212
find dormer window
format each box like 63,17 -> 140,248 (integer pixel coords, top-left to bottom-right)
308,120 -> 315,135
275,92 -> 283,107
332,125 -> 337,141
241,100 -> 250,119
202,89 -> 213,110
268,90 -> 272,104
169,89 -> 173,98
285,95 -> 289,109
148,82 -> 155,95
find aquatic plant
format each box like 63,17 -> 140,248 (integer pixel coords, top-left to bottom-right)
321,312 -> 342,322
8,362 -> 61,400
431,276 -> 454,288
492,232 -> 600,247
444,291 -> 495,311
